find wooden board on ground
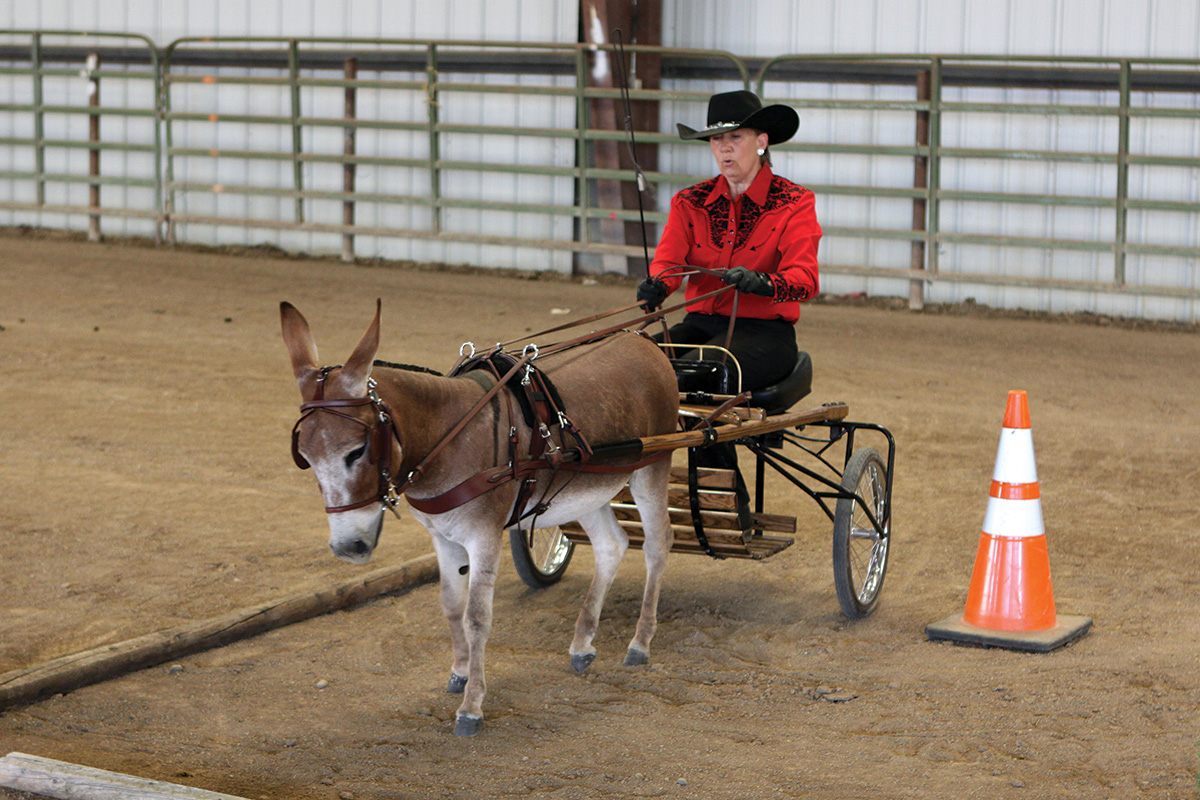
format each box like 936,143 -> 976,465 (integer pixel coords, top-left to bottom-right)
0,554 -> 439,712
0,751 -> 253,800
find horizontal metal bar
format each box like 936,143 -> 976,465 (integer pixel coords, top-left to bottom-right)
1126,198 -> 1200,213
0,103 -> 157,118
0,170 -> 157,187
937,189 -> 1114,208
0,201 -> 162,220
825,263 -> 1200,299
166,212 -> 638,256
936,231 -> 1112,252
941,101 -> 1117,117
937,146 -> 1116,164
1126,153 -> 1200,169
823,225 -> 925,242
165,73 -> 427,92
39,138 -> 159,153
1123,241 -> 1200,258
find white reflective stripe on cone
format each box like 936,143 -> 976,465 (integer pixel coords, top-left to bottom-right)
992,428 -> 1038,484
982,496 -> 1045,539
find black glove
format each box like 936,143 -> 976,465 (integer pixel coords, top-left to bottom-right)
722,266 -> 775,297
637,277 -> 669,311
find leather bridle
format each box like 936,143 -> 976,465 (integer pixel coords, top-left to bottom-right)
291,366 -> 406,516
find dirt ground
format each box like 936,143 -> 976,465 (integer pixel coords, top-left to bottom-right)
0,231 -> 1197,800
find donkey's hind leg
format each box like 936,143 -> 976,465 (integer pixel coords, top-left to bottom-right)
624,456 -> 674,666
568,505 -> 629,673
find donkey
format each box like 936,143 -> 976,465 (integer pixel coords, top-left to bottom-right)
280,301 -> 679,736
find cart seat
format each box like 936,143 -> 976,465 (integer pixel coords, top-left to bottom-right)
749,351 -> 812,415
671,358 -> 735,394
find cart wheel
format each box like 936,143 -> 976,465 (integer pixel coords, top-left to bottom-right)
509,525 -> 575,588
832,447 -> 891,619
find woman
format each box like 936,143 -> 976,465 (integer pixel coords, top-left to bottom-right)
638,90 -> 821,391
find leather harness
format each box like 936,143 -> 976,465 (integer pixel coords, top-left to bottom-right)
290,277 -> 737,524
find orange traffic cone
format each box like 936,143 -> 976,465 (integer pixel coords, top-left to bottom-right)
927,390 -> 1091,652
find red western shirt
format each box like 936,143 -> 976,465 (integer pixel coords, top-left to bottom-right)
649,164 -> 821,323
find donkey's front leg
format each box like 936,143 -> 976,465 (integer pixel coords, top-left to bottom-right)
569,506 -> 629,673
431,535 -> 471,694
451,533 -> 502,737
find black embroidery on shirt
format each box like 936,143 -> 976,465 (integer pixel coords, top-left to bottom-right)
679,176 -> 809,251
770,274 -> 809,303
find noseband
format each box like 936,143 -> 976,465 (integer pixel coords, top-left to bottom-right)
291,366 -> 406,516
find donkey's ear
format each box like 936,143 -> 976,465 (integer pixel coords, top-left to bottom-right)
340,299 -> 381,395
280,301 -> 320,388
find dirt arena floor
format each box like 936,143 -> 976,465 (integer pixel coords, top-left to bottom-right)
0,231 -> 1197,799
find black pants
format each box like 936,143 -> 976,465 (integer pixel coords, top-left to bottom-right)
655,313 -> 797,525
654,312 -> 797,392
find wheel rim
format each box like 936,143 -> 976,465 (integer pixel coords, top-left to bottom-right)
526,526 -> 572,576
848,461 -> 889,604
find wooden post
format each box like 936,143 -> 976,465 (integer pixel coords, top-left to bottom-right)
0,752 -> 252,800
87,52 -> 101,243
578,0 -> 663,276
342,57 -> 357,263
0,553 -> 438,711
910,69 -> 930,311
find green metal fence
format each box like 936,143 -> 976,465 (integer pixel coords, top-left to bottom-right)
0,30 -> 162,240
1,33 -> 1198,312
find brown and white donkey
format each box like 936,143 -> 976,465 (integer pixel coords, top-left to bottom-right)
281,301 -> 678,736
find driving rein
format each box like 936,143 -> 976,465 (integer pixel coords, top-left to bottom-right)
291,274 -> 735,521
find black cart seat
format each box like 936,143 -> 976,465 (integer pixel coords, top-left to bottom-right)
671,351 -> 812,416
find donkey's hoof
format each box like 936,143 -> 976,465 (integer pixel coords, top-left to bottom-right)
446,673 -> 468,694
570,653 -> 596,674
454,713 -> 483,737
623,647 -> 650,667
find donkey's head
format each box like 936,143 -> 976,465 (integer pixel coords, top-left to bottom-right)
281,300 -> 391,564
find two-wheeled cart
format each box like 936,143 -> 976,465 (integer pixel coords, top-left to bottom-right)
509,347 -> 895,619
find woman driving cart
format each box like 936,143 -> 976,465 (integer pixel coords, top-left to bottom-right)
637,90 -> 821,392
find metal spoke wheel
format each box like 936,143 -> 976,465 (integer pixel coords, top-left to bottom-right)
832,447 -> 891,618
509,525 -> 575,588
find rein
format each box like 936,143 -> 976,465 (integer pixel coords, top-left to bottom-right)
291,272 -> 736,519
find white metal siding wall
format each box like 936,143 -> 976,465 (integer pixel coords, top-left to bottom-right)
0,1 -> 580,272
0,1 -> 575,45
660,0 -> 1200,319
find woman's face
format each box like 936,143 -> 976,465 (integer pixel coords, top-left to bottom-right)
709,127 -> 769,187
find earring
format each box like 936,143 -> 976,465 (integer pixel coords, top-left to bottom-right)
757,148 -> 765,156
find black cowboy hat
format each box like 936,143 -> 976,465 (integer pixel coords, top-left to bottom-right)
677,90 -> 799,145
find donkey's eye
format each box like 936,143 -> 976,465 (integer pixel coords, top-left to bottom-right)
344,444 -> 367,468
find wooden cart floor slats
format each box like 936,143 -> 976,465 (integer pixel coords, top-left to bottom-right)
561,464 -> 797,560
557,403 -> 850,560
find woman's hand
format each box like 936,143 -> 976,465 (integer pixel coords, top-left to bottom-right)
637,277 -> 669,311
722,266 -> 775,297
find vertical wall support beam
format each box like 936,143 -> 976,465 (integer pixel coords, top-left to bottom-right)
925,58 -> 943,279
426,45 -> 442,235
161,47 -> 177,245
1115,60 -> 1131,288
580,0 -> 629,274
288,40 -> 304,224
575,48 -> 591,249
31,33 -> 45,207
150,44 -> 164,244
342,57 -> 357,263
87,52 -> 101,242
909,68 -> 931,310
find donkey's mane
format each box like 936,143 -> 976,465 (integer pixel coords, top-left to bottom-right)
372,359 -> 443,377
